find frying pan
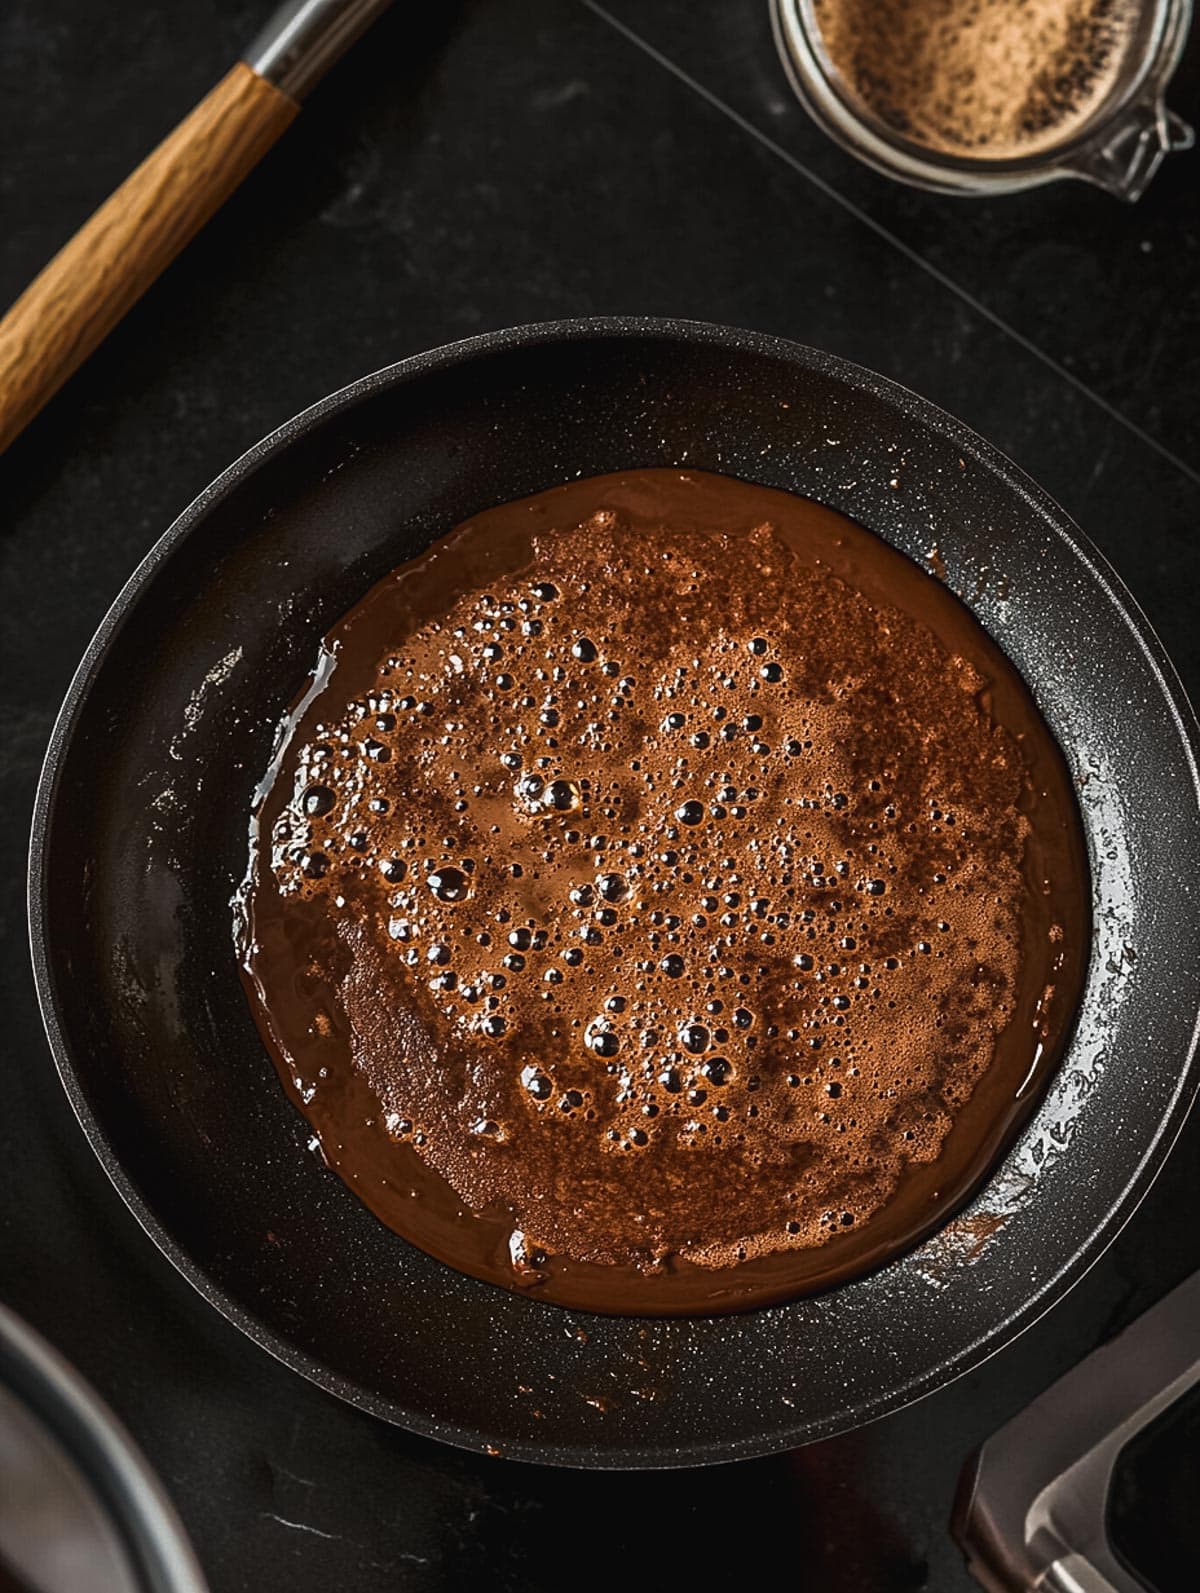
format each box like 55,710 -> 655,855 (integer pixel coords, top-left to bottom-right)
29,318 -> 1200,1468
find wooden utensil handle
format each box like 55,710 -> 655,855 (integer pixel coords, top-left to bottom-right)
0,63 -> 298,454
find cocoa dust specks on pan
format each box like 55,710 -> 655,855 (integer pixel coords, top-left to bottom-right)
234,469 -> 1088,1314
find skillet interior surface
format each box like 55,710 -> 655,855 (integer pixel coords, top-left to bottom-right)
30,319 -> 1200,1467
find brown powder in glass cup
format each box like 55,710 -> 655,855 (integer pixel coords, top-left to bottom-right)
810,0 -> 1140,159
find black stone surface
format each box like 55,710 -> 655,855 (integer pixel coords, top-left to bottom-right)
1,3 -> 1198,1589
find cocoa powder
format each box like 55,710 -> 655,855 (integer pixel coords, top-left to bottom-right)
811,0 -> 1140,158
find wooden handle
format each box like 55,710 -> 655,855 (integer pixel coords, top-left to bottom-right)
0,63 -> 298,453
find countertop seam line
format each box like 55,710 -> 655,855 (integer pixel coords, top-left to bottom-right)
579,0 -> 1200,494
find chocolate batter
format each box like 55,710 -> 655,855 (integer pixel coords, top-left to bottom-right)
235,470 -> 1088,1314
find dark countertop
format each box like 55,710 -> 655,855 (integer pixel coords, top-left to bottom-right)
2,3 -> 1198,1588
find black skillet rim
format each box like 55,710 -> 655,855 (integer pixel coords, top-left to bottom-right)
27,316 -> 1200,1468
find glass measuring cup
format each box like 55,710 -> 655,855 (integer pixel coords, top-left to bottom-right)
770,0 -> 1194,199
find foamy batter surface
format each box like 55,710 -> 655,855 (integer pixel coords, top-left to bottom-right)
237,470 -> 1087,1313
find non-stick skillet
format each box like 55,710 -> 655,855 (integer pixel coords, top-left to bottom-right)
29,318 -> 1200,1468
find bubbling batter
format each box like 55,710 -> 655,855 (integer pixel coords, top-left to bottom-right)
236,469 -> 1088,1314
